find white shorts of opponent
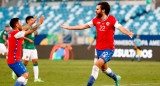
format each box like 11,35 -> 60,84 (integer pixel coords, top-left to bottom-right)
22,49 -> 38,61
0,43 -> 7,54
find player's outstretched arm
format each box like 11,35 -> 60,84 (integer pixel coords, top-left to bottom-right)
24,37 -> 34,44
117,26 -> 134,38
59,22 -> 90,30
24,15 -> 44,37
23,16 -> 38,31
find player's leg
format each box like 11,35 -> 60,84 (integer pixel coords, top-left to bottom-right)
87,58 -> 104,86
0,43 -> 7,58
4,52 -> 8,59
102,62 -> 121,86
22,49 -> 30,66
31,49 -> 43,82
137,47 -> 141,62
131,48 -> 136,61
94,49 -> 98,64
8,61 -> 29,86
90,50 -> 99,83
12,49 -> 30,80
87,49 -> 101,86
100,49 -> 121,86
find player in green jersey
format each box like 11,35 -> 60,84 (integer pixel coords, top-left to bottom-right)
0,26 -> 10,58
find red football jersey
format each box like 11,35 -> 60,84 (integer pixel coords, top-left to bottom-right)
88,15 -> 121,50
7,31 -> 25,64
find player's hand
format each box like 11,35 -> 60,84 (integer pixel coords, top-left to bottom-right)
30,15 -> 37,25
129,29 -> 134,38
59,22 -> 69,29
29,40 -> 34,44
87,45 -> 91,50
38,15 -> 44,25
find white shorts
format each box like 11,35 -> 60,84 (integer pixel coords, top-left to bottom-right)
95,49 -> 97,56
0,43 -> 7,53
22,49 -> 38,61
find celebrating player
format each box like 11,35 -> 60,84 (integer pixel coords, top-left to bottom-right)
7,15 -> 44,86
60,2 -> 133,86
22,16 -> 43,82
0,26 -> 10,58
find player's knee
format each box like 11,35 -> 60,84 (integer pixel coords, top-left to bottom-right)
102,67 -> 112,74
23,61 -> 28,66
32,59 -> 38,64
5,52 -> 8,56
22,72 -> 29,79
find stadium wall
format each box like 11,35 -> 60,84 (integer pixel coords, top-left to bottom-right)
36,45 -> 160,61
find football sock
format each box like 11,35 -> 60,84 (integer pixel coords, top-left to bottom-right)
87,65 -> 99,86
94,58 -> 98,64
14,76 -> 25,86
22,79 -> 28,86
103,67 -> 117,81
33,63 -> 39,79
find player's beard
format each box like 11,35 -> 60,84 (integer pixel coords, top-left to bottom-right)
96,13 -> 102,18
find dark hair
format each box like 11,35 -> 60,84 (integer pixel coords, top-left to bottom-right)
10,18 -> 19,28
98,2 -> 110,15
5,25 -> 10,27
26,16 -> 33,24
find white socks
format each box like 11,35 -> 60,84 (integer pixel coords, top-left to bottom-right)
103,67 -> 112,74
23,79 -> 28,85
33,66 -> 39,79
17,76 -> 25,82
94,58 -> 98,64
91,65 -> 99,80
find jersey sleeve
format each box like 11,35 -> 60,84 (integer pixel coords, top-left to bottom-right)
87,20 -> 94,28
87,18 -> 96,28
114,21 -> 122,28
14,31 -> 25,39
3,31 -> 7,36
110,16 -> 122,28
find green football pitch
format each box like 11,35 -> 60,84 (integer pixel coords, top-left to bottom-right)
0,58 -> 160,86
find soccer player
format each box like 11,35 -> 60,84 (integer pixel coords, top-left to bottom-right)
22,16 -> 43,82
60,2 -> 134,86
0,26 -> 10,58
7,15 -> 44,86
132,35 -> 141,62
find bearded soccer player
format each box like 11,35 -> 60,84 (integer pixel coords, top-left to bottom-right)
60,2 -> 134,86
7,15 -> 44,86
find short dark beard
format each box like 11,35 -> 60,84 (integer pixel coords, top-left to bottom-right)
96,13 -> 102,18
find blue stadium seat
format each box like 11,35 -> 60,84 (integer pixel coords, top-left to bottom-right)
0,3 -> 159,35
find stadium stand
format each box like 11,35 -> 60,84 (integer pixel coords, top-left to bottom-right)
0,1 -> 160,35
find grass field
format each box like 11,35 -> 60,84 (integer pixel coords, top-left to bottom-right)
0,58 -> 160,86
